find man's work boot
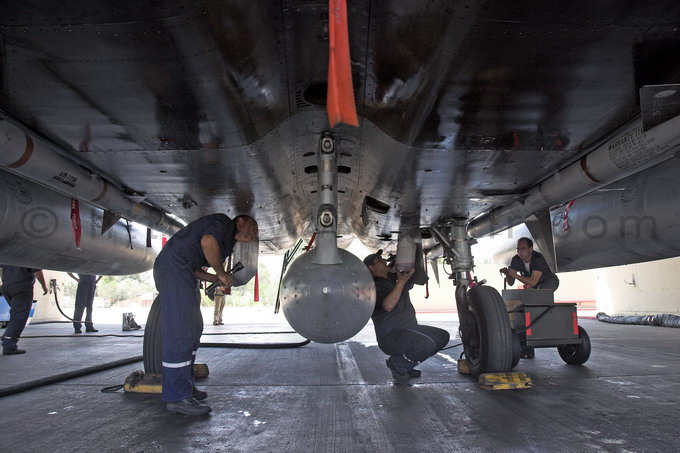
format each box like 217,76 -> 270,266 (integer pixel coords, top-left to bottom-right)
166,397 -> 212,416
85,327 -> 99,333
3,348 -> 26,355
193,386 -> 208,401
408,368 -> 422,378
385,358 -> 411,384
74,329 -> 82,334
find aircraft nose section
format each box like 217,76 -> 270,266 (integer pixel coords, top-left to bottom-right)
280,249 -> 375,343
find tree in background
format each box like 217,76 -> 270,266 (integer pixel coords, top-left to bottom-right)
95,271 -> 155,305
63,262 -> 278,308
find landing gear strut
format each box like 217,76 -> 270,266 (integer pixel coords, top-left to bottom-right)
431,221 -> 513,377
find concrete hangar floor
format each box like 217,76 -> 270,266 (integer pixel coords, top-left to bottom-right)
1,317 -> 679,453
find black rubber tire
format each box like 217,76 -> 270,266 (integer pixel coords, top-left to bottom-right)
558,326 -> 591,365
510,332 -> 521,370
143,295 -> 163,373
462,285 -> 513,377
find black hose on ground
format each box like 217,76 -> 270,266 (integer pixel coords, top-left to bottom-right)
200,339 -> 310,349
0,356 -> 143,398
0,335 -> 311,398
20,331 -> 301,339
596,312 -> 680,328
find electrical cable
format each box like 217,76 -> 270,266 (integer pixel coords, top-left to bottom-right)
440,342 -> 463,351
48,279 -> 79,323
509,305 -> 555,336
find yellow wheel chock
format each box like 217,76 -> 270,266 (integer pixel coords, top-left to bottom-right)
478,372 -> 533,390
123,363 -> 210,394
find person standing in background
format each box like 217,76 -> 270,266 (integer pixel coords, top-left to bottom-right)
68,273 -> 102,334
1,266 -> 48,355
213,286 -> 226,326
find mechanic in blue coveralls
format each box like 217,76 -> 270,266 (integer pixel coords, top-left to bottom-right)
365,250 -> 450,384
154,214 -> 258,416
1,266 -> 48,355
500,236 -> 559,358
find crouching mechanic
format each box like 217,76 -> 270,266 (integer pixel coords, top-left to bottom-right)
154,214 -> 258,415
500,237 -> 560,291
365,250 -> 450,384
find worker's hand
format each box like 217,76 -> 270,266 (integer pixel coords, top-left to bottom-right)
499,267 -> 509,276
217,273 -> 233,289
396,268 -> 415,284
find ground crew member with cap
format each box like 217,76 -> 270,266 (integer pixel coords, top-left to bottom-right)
364,250 -> 450,384
153,214 -> 258,416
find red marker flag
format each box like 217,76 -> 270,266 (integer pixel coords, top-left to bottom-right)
254,270 -> 260,302
70,198 -> 82,249
327,0 -> 358,128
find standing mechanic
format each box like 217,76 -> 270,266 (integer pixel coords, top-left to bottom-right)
365,250 -> 450,384
1,266 -> 48,355
67,273 -> 102,333
154,214 -> 258,416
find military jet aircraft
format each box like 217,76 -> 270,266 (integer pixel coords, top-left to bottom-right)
2,1 -> 679,376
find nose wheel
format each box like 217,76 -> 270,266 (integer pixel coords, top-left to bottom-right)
458,285 -> 514,378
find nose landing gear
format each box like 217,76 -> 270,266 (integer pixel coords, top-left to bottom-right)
431,222 -> 513,378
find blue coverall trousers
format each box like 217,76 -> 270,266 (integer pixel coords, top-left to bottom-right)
154,259 -> 204,402
1,283 -> 34,351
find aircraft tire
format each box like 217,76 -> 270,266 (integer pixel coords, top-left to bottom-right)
143,295 -> 163,373
462,285 -> 513,377
510,331 -> 521,369
558,326 -> 591,365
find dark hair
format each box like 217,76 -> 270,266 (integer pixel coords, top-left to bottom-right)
234,215 -> 257,225
517,237 -> 533,248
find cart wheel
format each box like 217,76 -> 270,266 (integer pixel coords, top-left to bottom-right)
558,326 -> 591,365
143,295 -> 162,373
461,286 -> 513,377
511,332 -> 521,369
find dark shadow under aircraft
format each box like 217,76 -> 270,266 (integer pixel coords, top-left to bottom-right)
1,0 -> 680,375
